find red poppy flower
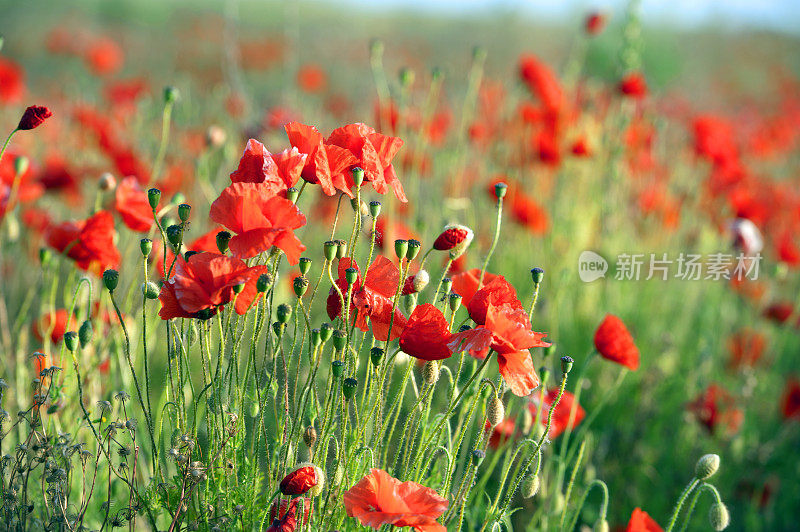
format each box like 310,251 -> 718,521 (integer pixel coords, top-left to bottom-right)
619,73 -> 648,99
279,465 -> 323,496
46,210 -> 121,275
451,268 -> 499,308
343,468 -> 448,532
326,123 -> 407,202
399,304 -> 492,361
17,105 -> 52,131
510,190 -> 550,235
158,252 -> 268,320
781,378 -> 800,420
432,224 -> 474,259
36,155 -> 78,196
209,182 -> 306,263
487,416 -> 517,449
624,508 -> 663,532
154,227 -> 222,278
727,328 -> 766,370
518,55 -> 563,114
0,57 -> 25,103
32,309 -> 76,344
326,256 -> 407,341
466,276 -> 524,326
687,384 -> 743,435
105,78 -> 149,109
585,12 -> 607,35
267,498 -> 312,532
593,315 -> 640,370
285,121 -> 358,196
763,301 -> 799,326
85,37 -> 124,76
529,389 -> 585,438
229,139 -> 307,195
297,64 -> 327,93
114,176 -> 153,232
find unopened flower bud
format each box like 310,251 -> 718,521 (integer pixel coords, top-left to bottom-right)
303,426 -> 317,448
142,281 -> 161,299
147,188 -> 161,210
406,239 -> 422,260
422,361 -> 440,385
695,454 -> 720,480
433,224 -> 474,260
370,347 -> 384,366
342,377 -> 358,400
709,503 -> 730,531
449,292 -> 462,312
166,224 -> 183,248
140,238 -> 153,257
286,187 -> 300,204
98,172 -> 116,191
531,267 -> 544,284
332,330 -> 346,351
279,463 -> 324,497
471,449 -> 485,466
164,86 -> 180,104
522,474 -> 540,498
14,156 -> 29,176
560,356 -> 574,374
256,273 -> 272,293
39,247 -> 51,266
331,360 -> 344,378
103,270 -> 119,292
487,397 -> 505,427
64,331 -> 78,353
494,182 -> 508,199
293,276 -> 309,297
178,204 -> 191,222
205,125 -> 226,148
78,320 -> 93,347
276,304 -> 292,324
299,257 -> 312,275
351,167 -> 364,187
394,239 -> 408,260
369,200 -> 381,218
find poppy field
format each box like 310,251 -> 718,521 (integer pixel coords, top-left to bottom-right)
0,0 -> 799,530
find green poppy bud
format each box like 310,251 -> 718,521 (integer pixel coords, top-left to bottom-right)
142,281 -> 161,299
471,449 -> 486,466
342,377 -> 358,400
147,188 -> 161,210
140,238 -> 153,257
522,474 -> 540,498
695,454 -> 720,480
64,331 -> 79,353
709,503 -> 730,531
78,320 -> 93,347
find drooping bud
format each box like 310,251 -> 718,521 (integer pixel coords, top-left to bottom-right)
303,426 -> 317,448
147,188 -> 161,210
709,503 -> 730,531
256,273 -> 272,293
531,267 -> 544,284
351,167 -> 364,187
487,397 -> 505,427
293,276 -> 309,297
178,203 -> 191,223
142,281 -> 161,299
449,292 -> 462,312
433,224 -> 474,259
369,200 -> 381,218
560,356 -> 574,374
342,377 -> 358,400
370,347 -> 384,366
78,320 -> 93,347
64,331 -> 79,353
521,474 -> 540,498
166,224 -> 183,248
140,238 -> 153,257
276,304 -> 292,324
299,257 -> 312,275
417,359 -> 439,385
406,239 -> 422,260
695,454 -> 720,480
331,360 -> 344,378
103,270 -> 119,292
17,105 -> 52,131
394,239 -> 408,260
332,330 -> 346,351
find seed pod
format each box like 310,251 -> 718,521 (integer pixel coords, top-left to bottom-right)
487,397 -> 505,427
311,329 -> 322,347
299,257 -> 312,275
449,292 -> 462,312
78,320 -> 93,347
276,304 -> 292,324
342,377 -> 358,400
320,323 -> 333,342
103,270 -> 119,292
164,86 -> 180,103
286,187 -> 299,204
369,200 -> 381,218
178,204 -> 191,222
293,276 -> 309,297
331,360 -> 344,378
560,356 -> 574,374
140,238 -> 153,257
471,449 -> 485,466
345,267 -> 358,286
422,361 -> 439,385
216,231 -> 232,254
494,182 -> 508,199
256,273 -> 272,293
147,188 -> 161,210
441,277 -> 452,295
351,167 -> 364,187
531,267 -> 545,284
521,474 -> 540,498
332,330 -> 346,351
370,347 -> 384,366
334,239 -> 347,258
709,503 -> 730,531
394,239 -> 408,260
323,241 -> 338,261
166,224 -> 183,248
406,239 -> 422,260
303,426 -> 317,448
232,283 -> 245,294
695,454 -> 720,480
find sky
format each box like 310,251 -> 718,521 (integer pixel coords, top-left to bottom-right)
322,0 -> 800,34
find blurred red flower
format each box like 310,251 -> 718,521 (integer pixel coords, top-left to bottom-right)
585,12 -> 607,35
115,176 -> 153,232
85,37 -> 124,76
619,73 -> 648,99
594,315 -> 640,370
297,64 -> 327,93
624,507 -> 663,532
0,57 -> 25,103
343,468 -> 448,532
46,210 -> 121,275
727,328 -> 766,370
530,388 -> 585,438
32,309 -> 75,344
687,384 -> 743,435
781,378 -> 800,420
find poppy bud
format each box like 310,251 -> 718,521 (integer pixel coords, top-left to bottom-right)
17,105 -> 52,131
332,360 -> 345,378
147,188 -> 161,210
64,331 -> 78,353
351,167 -> 364,187
433,224 -> 474,259
403,293 -> 417,315
545,344 -> 556,359
449,292 -> 463,312
709,503 -> 730,531
531,267 -> 544,284
471,449 -> 485,466
142,281 -> 161,299
394,239 -> 408,260
14,155 -> 29,176
695,454 -> 720,480
369,200 -> 381,218
286,187 -> 300,204
205,125 -> 226,147
332,330 -> 346,351
279,463 -> 324,497
232,283 -> 245,294
350,197 -> 360,212
345,267 -> 358,287
178,203 -> 191,222
335,239 -> 347,258
560,356 -> 574,374
412,270 -> 429,292
323,240 -> 338,261
303,426 -> 317,448
593,519 -> 610,532
441,277 -> 452,295
166,224 -> 183,248
276,304 -> 292,324
256,273 -> 272,293
540,367 -> 551,386
342,377 -> 358,400
487,397 -> 505,427
272,321 -> 285,336
521,474 -> 540,498
164,86 -> 180,104
103,270 -> 119,292
299,257 -> 312,275
406,239 -> 422,260
293,276 -> 309,297
99,172 -> 116,191
370,347 -> 384,366
139,238 -> 153,257
494,182 -> 508,200
320,323 -> 333,342
311,328 -> 322,347
422,361 -> 439,385
78,320 -> 93,347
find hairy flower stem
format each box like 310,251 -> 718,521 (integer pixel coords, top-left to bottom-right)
151,99 -> 174,180
479,194 -> 504,287
665,478 -> 701,532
